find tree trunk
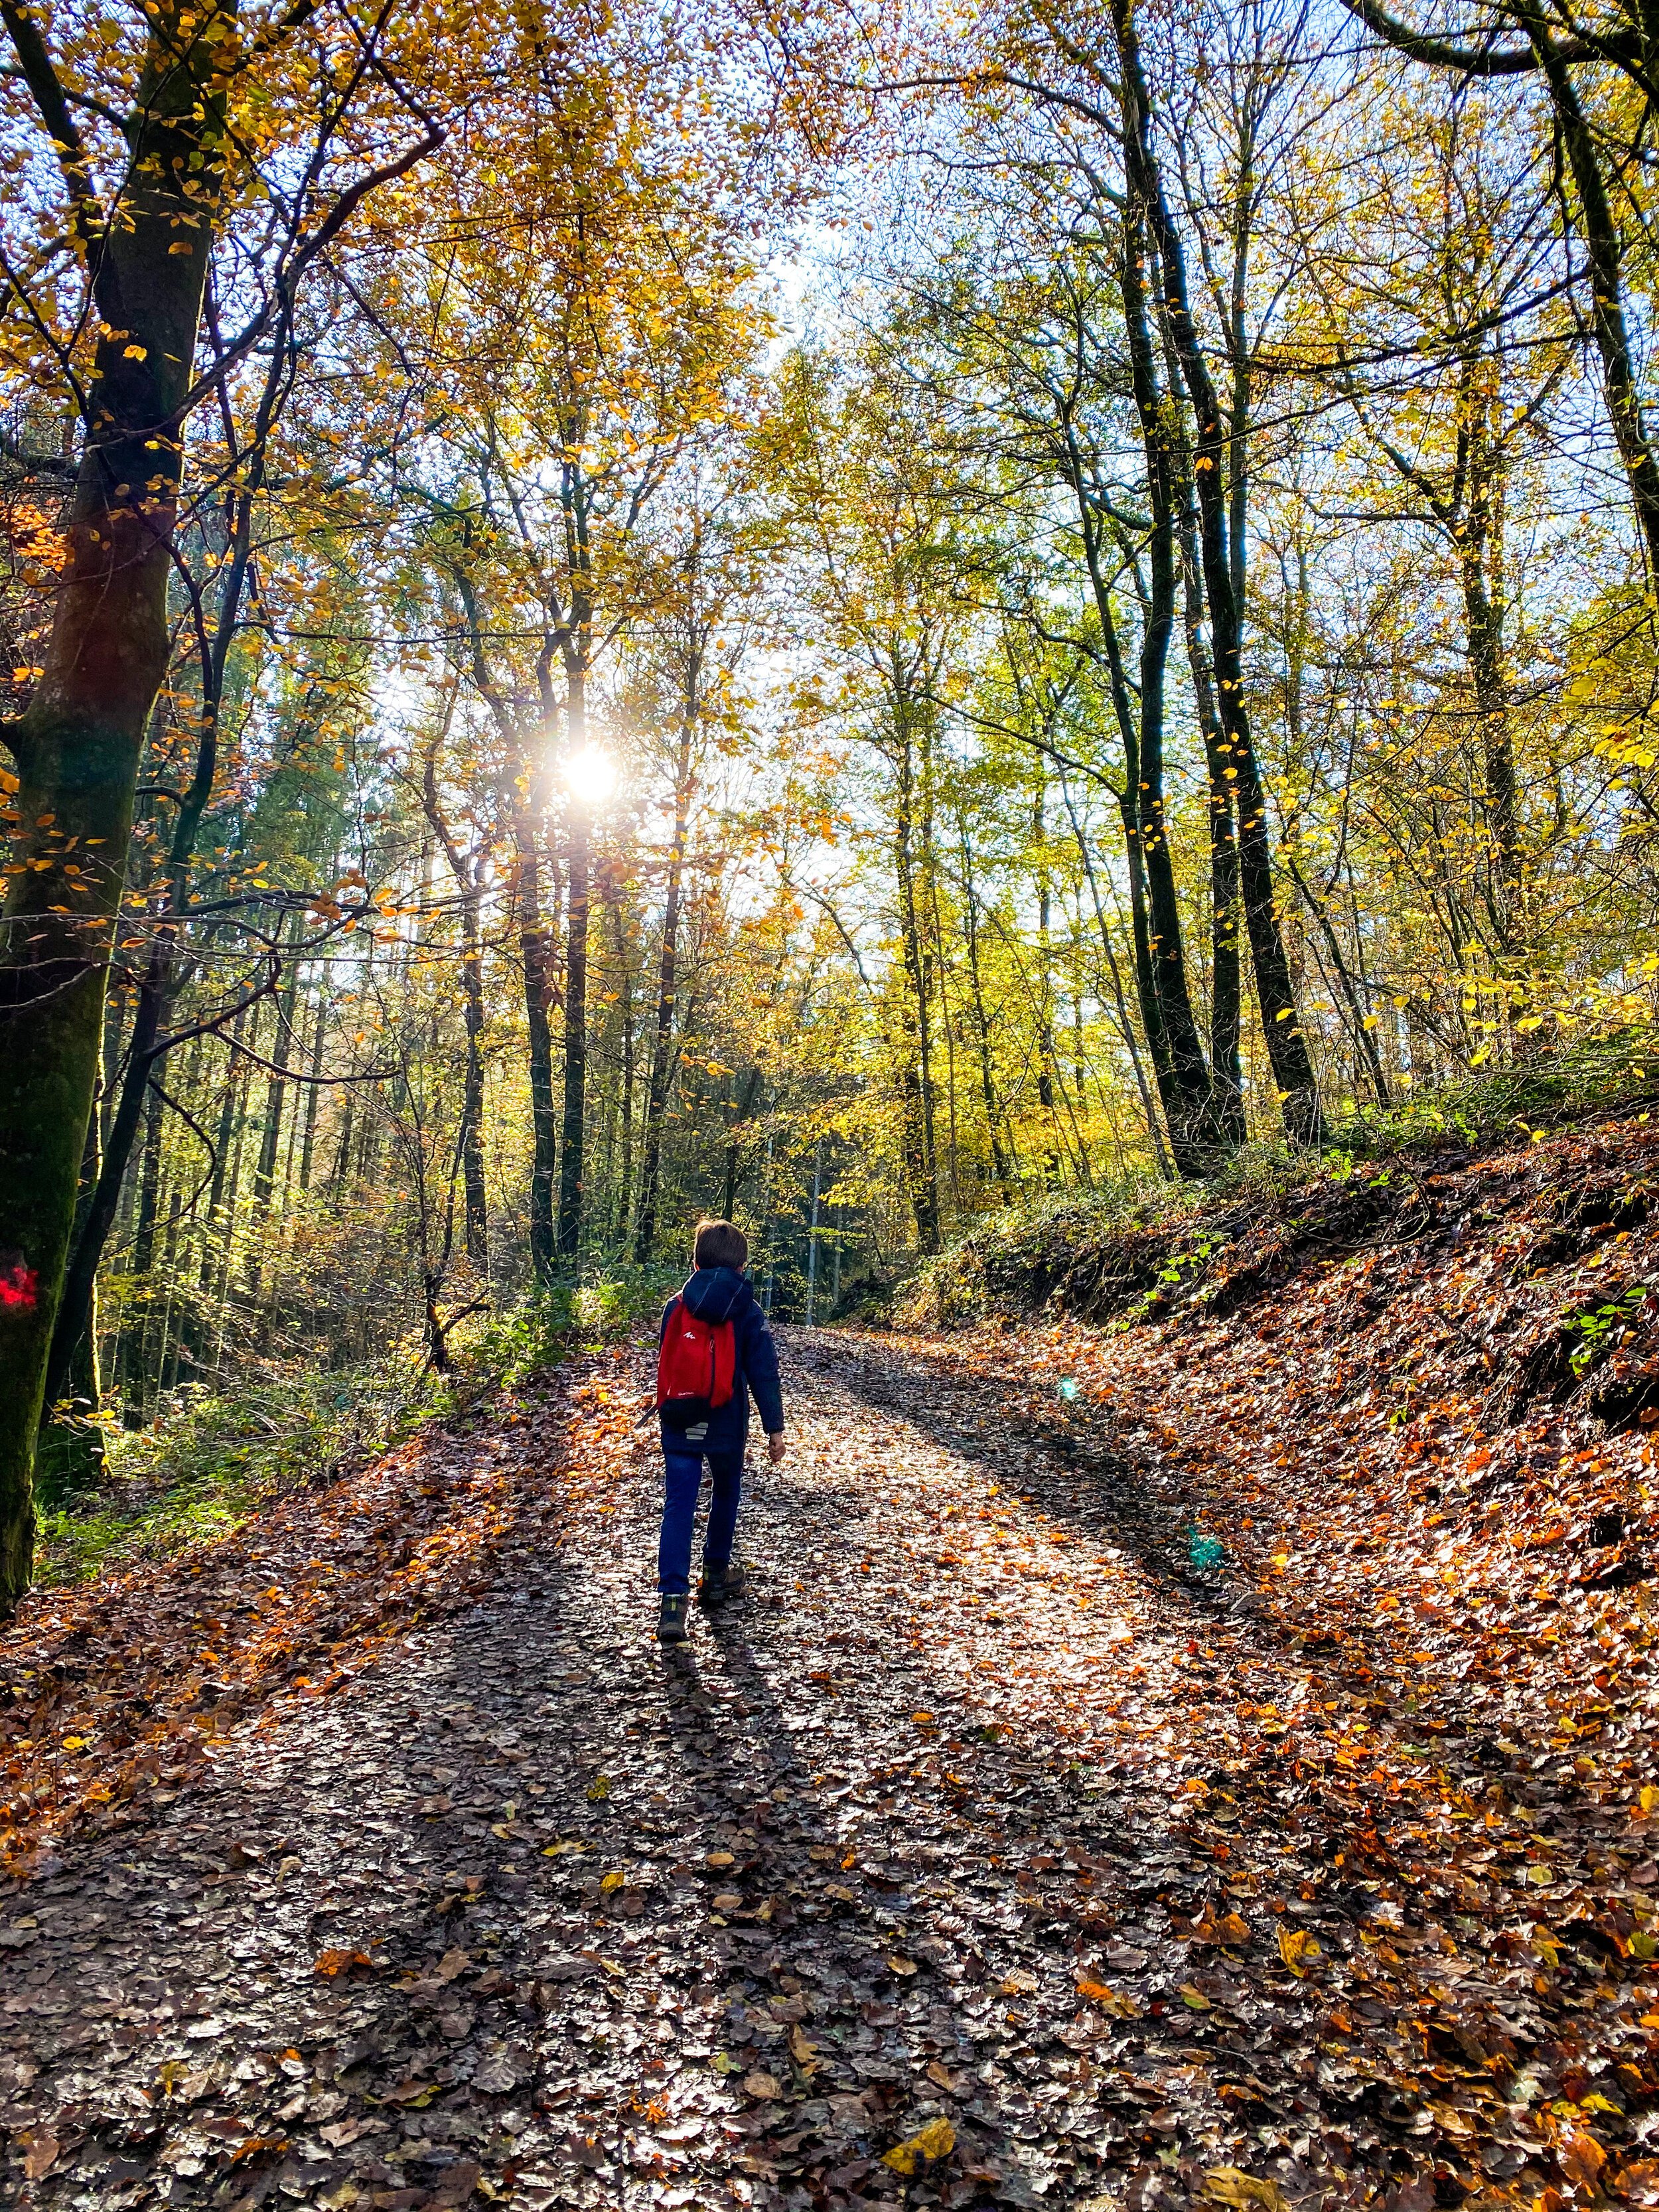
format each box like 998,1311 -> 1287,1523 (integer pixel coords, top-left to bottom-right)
1174,476 -> 1246,1142
894,723 -> 941,1253
959,826 -> 1013,1197
1068,214 -> 1220,1172
1034,784 -> 1062,1187
518,843 -> 558,1283
299,995 -> 326,1193
0,9 -> 226,1605
557,732 -> 592,1266
1114,0 -> 1324,1147
636,709 -> 695,1261
253,929 -> 299,1213
119,1077 -> 167,1422
1455,380 -> 1522,947
612,897 -> 636,1246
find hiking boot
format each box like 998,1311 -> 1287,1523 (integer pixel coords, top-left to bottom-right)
699,1559 -> 747,1606
657,1592 -> 690,1644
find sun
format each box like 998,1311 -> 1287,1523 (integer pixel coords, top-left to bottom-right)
565,744 -> 617,808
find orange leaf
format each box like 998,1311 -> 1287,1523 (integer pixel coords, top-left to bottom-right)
312,1947 -> 373,1978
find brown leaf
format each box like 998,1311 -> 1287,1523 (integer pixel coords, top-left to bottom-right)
1562,2130 -> 1608,2191
23,2131 -> 60,2181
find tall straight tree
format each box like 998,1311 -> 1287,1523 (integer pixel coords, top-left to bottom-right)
1106,0 -> 1324,1143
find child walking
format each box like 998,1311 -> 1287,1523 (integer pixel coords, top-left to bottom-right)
653,1218 -> 785,1643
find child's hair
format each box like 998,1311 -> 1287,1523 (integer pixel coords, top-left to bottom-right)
693,1217 -> 749,1272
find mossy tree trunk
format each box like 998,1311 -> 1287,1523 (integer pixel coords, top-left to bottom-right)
0,9 -> 228,1608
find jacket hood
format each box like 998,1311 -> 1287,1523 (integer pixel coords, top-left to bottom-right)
680,1266 -> 755,1323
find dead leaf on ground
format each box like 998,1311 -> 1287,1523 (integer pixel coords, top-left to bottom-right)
883,2116 -> 956,2175
22,2130 -> 60,2181
1203,2166 -> 1292,2212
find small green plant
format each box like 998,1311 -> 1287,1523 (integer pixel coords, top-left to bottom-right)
1118,1232 -> 1231,1328
1564,1281 -> 1654,1377
455,1267 -> 680,1389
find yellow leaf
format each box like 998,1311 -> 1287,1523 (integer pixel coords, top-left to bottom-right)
887,1954 -> 918,1975
1076,1977 -> 1140,2018
123,344 -> 147,360
542,1840 -> 585,1857
1203,2167 -> 1291,2212
1181,1983 -> 1212,2010
601,1870 -> 626,1893
1277,1927 -> 1321,1977
1640,1785 -> 1659,1814
60,1735 -> 88,1751
790,2025 -> 817,2067
882,2116 -> 956,2175
706,1850 -> 735,1868
586,1775 -> 611,1801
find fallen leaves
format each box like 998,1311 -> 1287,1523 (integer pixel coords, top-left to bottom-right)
1202,2167 -> 1291,2212
21,2129 -> 59,2181
0,1360 -> 610,1876
311,1947 -> 374,1978
1276,1927 -> 1322,1977
4,1193 -> 1658,2212
1076,1976 -> 1141,2018
881,2116 -> 955,2175
1561,2130 -> 1609,2191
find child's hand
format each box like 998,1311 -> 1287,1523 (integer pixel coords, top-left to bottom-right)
767,1432 -> 787,1465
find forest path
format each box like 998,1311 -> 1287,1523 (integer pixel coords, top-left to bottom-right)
0,1327 -> 1618,2212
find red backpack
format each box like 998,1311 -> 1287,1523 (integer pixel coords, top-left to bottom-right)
656,1297 -> 737,1431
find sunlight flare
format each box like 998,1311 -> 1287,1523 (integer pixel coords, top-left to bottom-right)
564,743 -> 617,808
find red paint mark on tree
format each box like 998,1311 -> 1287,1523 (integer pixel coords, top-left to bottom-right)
0,1262 -> 38,1309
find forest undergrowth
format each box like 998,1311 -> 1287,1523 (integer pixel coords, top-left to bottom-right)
30,1274 -> 678,1593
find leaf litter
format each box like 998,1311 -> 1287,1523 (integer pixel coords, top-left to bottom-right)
0,1114 -> 1654,2209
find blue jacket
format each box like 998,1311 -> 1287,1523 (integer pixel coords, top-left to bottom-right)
658,1266 -> 784,1453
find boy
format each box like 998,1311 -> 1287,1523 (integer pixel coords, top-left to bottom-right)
654,1218 -> 785,1643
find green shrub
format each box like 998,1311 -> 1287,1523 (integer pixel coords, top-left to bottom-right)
33,1355 -> 433,1587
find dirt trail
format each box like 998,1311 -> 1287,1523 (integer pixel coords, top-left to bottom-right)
0,1328 -> 1652,2212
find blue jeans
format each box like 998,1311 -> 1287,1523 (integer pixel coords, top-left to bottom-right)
658,1445 -> 744,1595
